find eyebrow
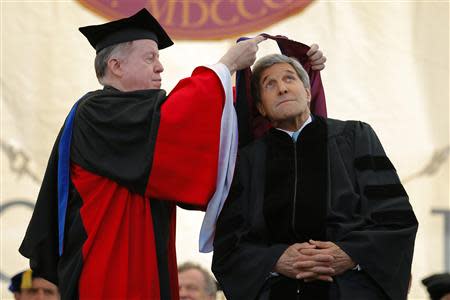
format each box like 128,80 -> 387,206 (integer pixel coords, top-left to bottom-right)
261,69 -> 296,85
261,74 -> 271,86
144,50 -> 159,56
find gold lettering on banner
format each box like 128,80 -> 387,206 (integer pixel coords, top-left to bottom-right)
211,0 -> 239,26
234,0 -> 267,20
181,0 -> 209,28
148,0 -> 177,25
264,0 -> 295,9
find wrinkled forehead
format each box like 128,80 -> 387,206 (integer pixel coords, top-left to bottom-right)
260,63 -> 297,83
178,269 -> 206,286
128,39 -> 160,55
31,278 -> 58,291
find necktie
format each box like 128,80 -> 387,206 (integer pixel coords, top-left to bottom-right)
292,131 -> 300,142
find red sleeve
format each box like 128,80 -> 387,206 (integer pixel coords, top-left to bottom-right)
146,67 -> 225,206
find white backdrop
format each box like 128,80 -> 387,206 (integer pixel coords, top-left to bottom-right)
1,1 -> 448,299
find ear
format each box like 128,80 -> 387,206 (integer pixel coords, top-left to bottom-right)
107,58 -> 123,78
256,101 -> 267,117
305,88 -> 312,105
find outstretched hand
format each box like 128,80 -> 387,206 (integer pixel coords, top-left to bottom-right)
219,35 -> 266,75
307,44 -> 327,71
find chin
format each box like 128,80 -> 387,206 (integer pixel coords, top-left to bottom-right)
151,81 -> 162,89
280,109 -> 302,119
142,85 -> 158,90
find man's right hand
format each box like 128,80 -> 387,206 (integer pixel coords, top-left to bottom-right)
219,35 -> 266,75
274,243 -> 335,282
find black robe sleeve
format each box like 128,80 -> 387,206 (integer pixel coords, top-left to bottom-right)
334,121 -> 418,300
19,131 -> 62,284
212,148 -> 289,300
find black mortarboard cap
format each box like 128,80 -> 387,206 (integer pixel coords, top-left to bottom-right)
79,8 -> 174,53
422,273 -> 450,300
8,272 -> 22,293
8,269 -> 34,293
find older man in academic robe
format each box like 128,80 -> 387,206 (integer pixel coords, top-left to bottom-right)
212,54 -> 418,300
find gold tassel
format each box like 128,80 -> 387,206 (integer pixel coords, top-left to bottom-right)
21,269 -> 33,289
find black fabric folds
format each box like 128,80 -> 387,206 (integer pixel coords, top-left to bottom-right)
364,184 -> 408,200
71,86 -> 167,195
354,155 -> 395,171
263,117 -> 329,299
263,116 -> 328,245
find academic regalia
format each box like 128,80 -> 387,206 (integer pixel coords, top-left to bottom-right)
422,273 -> 450,300
20,64 -> 235,300
9,269 -> 35,293
212,116 -> 418,300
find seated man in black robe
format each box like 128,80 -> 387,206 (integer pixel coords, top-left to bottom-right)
212,53 -> 418,300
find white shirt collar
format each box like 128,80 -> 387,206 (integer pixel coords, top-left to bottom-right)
276,115 -> 312,138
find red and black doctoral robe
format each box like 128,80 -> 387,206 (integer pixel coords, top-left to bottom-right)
20,65 -> 231,300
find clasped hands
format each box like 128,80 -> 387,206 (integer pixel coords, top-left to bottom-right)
274,240 -> 356,283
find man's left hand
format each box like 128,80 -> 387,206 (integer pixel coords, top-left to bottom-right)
300,240 -> 356,278
307,44 -> 326,71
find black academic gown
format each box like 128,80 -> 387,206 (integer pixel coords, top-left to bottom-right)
212,116 -> 418,300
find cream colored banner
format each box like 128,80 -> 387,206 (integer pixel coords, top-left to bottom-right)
1,1 -> 448,299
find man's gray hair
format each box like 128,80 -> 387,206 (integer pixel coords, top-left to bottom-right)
94,41 -> 133,85
251,54 -> 310,104
178,262 -> 217,298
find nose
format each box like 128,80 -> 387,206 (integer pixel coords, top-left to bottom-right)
277,81 -> 288,94
155,58 -> 164,73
